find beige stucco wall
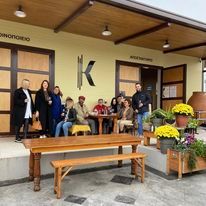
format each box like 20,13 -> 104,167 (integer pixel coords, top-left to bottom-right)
0,19 -> 202,108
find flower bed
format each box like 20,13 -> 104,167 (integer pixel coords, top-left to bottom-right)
167,133 -> 206,178
167,149 -> 206,179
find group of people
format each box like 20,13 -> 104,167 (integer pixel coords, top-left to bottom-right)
13,79 -> 151,142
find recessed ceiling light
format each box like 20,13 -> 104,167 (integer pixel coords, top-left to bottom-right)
163,40 -> 170,49
102,25 -> 112,36
14,5 -> 26,18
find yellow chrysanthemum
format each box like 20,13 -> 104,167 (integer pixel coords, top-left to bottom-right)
172,103 -> 194,116
154,125 -> 180,139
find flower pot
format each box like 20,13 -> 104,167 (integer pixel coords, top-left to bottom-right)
160,138 -> 175,154
165,119 -> 175,125
151,118 -> 163,127
143,122 -> 151,131
175,115 -> 189,128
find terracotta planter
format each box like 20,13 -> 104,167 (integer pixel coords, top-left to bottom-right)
175,114 -> 189,128
187,92 -> 206,118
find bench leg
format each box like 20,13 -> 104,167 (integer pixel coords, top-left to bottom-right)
56,168 -> 62,199
131,145 -> 137,175
144,136 -> 150,146
141,158 -> 145,183
118,146 -> 123,167
54,168 -> 58,194
34,153 -> 41,191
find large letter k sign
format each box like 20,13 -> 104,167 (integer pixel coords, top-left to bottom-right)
77,55 -> 95,90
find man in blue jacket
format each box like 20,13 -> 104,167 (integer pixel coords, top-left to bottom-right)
132,82 -> 151,138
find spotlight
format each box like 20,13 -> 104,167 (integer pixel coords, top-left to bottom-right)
14,5 -> 26,18
102,25 -> 112,36
163,40 -> 170,49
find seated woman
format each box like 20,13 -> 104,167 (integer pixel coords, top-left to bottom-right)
117,98 -> 134,133
109,97 -> 117,114
55,97 -> 76,137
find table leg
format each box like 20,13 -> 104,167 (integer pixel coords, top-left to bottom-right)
29,151 -> 34,181
113,117 -> 117,134
131,145 -> 137,175
34,153 -> 41,191
118,146 -> 123,167
98,117 -> 103,135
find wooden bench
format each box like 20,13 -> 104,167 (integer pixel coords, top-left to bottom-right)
51,153 -> 147,199
143,130 -> 160,149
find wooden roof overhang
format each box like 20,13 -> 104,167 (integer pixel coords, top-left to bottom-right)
0,0 -> 205,58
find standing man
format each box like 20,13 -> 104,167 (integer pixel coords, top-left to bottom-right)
13,79 -> 35,142
132,82 -> 151,138
74,96 -> 97,135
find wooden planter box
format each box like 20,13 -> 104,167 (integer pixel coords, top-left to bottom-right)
167,149 -> 206,179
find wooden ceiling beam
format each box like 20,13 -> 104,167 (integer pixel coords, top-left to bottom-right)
163,42 -> 206,54
54,0 -> 94,33
114,22 -> 171,45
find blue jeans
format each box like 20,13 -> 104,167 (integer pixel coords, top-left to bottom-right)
55,121 -> 73,137
137,112 -> 149,135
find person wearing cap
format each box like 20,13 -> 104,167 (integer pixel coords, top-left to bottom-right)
74,96 -> 97,135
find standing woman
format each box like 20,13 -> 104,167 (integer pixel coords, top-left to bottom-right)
13,79 -> 35,142
51,86 -> 63,136
35,80 -> 53,138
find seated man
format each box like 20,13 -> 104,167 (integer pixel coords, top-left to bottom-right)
93,98 -> 108,114
93,98 -> 109,133
74,96 -> 97,135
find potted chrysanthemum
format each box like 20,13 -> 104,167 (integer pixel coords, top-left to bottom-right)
172,103 -> 194,128
154,125 -> 180,154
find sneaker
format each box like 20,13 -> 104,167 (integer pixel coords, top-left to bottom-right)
14,138 -> 22,143
40,135 -> 47,139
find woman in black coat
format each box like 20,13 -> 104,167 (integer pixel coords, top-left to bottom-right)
35,80 -> 53,138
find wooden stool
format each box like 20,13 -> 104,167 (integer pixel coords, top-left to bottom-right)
69,125 -> 91,136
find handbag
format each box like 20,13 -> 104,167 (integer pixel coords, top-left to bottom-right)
32,118 -> 42,131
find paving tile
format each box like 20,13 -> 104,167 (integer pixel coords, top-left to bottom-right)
114,195 -> 136,205
64,195 -> 87,205
111,175 -> 133,185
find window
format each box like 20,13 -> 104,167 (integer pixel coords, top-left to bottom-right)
202,60 -> 206,91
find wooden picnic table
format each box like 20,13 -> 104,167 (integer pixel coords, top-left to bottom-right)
23,134 -> 141,191
90,113 -> 118,134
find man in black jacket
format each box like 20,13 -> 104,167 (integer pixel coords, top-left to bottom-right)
132,82 -> 151,137
13,79 -> 35,142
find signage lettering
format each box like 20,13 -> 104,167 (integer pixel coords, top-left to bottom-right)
130,55 -> 153,62
0,32 -> 30,41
